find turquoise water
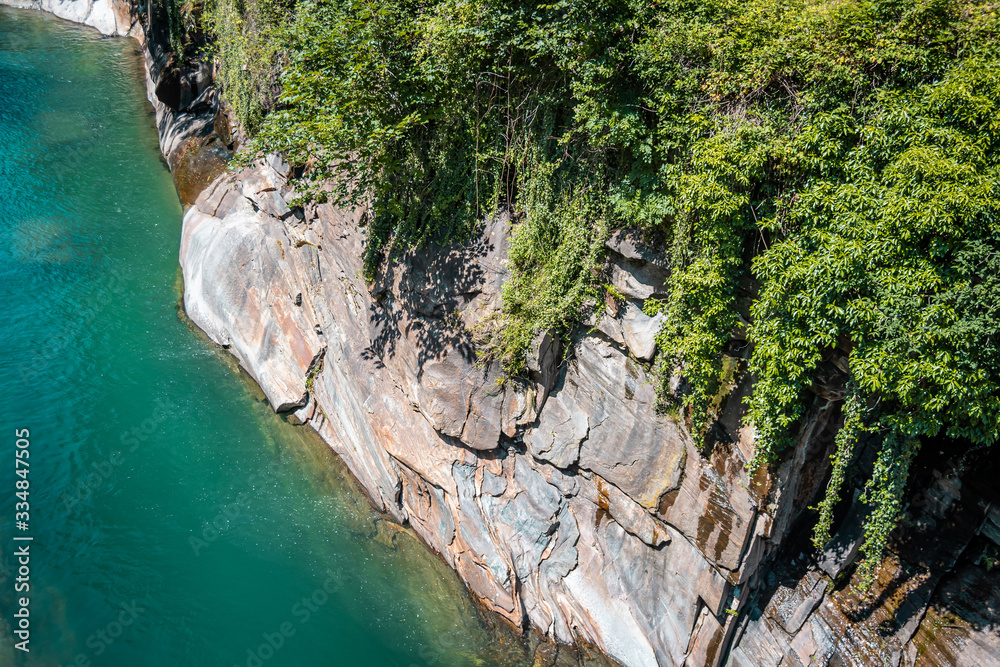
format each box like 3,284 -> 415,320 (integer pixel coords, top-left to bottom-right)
0,9 -> 525,666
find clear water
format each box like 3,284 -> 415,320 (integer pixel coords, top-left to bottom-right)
0,9 -> 522,666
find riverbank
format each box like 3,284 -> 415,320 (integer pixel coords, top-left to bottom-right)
0,6 -> 599,666
1,0 -> 229,206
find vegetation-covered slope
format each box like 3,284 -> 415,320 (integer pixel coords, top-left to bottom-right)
204,0 -> 1000,584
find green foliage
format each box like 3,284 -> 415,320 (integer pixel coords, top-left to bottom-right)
749,55 -> 1000,465
165,0 -> 185,55
234,0 -> 661,352
650,123 -> 772,436
205,0 -> 1000,582
203,0 -> 286,135
495,167 -> 609,373
813,383 -> 868,549
158,0 -> 200,58
856,432 -> 920,586
742,14 -> 1000,581
247,0 -> 505,273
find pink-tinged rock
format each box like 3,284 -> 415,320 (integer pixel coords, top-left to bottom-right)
178,159 -> 999,667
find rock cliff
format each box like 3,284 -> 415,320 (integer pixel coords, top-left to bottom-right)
179,164 -> 746,666
10,1 -> 1000,664
177,158 -> 1000,666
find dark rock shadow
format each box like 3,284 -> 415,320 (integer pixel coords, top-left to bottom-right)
847,437 -> 998,631
362,222 -> 495,380
731,431 -> 1000,666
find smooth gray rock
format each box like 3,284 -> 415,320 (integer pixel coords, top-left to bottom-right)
523,387 -> 589,469
527,330 -> 561,394
609,259 -> 669,300
542,335 -> 694,514
620,300 -> 663,361
0,0 -> 130,35
816,490 -> 868,579
605,230 -> 663,264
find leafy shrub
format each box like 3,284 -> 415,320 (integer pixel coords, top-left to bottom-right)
203,0 -> 287,136
207,0 -> 1000,583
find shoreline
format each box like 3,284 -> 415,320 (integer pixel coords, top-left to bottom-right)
0,3 -> 624,663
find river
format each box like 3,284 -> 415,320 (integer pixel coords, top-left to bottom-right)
0,8 -> 529,666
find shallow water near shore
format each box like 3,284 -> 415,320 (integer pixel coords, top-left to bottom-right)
0,8 -> 535,666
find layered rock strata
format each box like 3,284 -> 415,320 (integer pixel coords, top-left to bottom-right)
178,159 -> 1000,666
731,443 -> 1000,667
177,160 -> 835,667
